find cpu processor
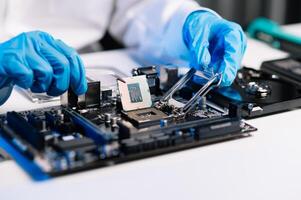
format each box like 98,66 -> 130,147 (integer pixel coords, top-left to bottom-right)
117,75 -> 152,111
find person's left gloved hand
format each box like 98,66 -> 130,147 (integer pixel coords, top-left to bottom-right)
183,11 -> 247,87
0,31 -> 87,98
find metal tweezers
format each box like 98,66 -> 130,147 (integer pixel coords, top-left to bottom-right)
158,68 -> 222,116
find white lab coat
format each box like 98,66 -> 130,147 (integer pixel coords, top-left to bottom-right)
0,0 -> 213,65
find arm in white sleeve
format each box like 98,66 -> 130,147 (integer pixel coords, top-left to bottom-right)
109,0 -> 218,65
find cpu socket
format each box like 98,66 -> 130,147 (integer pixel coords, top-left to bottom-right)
122,107 -> 170,128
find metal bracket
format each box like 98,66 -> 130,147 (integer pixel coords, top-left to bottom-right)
155,68 -> 222,118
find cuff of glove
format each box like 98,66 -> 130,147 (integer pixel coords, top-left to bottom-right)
164,3 -> 221,63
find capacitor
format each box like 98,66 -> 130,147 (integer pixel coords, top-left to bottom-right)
110,117 -> 118,127
111,98 -> 117,106
105,113 -> 111,124
42,121 -> 47,131
199,97 -> 207,110
58,113 -> 64,121
160,119 -> 168,127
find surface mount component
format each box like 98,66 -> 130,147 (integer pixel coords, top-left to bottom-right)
117,75 -> 152,111
0,66 -> 257,180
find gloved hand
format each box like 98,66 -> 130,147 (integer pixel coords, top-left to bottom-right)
183,11 -> 247,87
0,31 -> 87,97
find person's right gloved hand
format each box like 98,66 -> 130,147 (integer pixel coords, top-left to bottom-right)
0,31 -> 87,98
183,11 -> 247,87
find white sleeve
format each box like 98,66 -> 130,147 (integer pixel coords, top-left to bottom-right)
109,0 -> 218,65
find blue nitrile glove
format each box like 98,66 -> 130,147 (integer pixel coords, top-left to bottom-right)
183,11 -> 247,87
0,31 -> 87,104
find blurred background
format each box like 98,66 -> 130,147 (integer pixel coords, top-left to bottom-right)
100,0 -> 301,51
101,0 -> 301,51
198,0 -> 301,28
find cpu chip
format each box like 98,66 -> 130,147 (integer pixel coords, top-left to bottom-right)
117,75 -> 152,111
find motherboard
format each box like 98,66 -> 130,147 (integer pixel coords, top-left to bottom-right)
0,66 -> 256,179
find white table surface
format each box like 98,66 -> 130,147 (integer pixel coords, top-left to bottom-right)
0,34 -> 300,200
